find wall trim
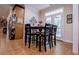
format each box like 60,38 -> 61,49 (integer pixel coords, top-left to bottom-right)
63,39 -> 72,43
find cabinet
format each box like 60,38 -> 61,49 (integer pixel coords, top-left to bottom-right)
13,5 -> 24,39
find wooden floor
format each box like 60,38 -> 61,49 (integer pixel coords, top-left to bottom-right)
0,28 -> 76,55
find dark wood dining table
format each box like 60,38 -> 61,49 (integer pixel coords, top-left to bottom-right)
25,24 -> 57,52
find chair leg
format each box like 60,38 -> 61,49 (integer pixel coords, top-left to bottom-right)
54,34 -> 56,46
36,35 -> 38,48
25,35 -> 27,46
51,35 -> 53,47
44,37 -> 46,52
28,35 -> 31,48
48,36 -> 51,49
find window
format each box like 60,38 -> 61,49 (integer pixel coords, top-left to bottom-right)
45,8 -> 63,16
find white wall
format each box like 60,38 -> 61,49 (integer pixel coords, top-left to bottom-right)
78,5 -> 79,54
64,5 -> 73,43
39,4 -> 73,43
73,4 -> 79,54
23,5 -> 39,40
24,5 -> 39,24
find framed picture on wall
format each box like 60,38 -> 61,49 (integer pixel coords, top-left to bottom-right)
67,14 -> 72,24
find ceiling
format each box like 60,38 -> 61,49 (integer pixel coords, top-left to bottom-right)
26,4 -> 50,11
26,4 -> 73,12
0,4 -> 72,18
0,4 -> 49,18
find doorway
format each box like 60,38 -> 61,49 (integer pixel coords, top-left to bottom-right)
53,14 -> 62,39
45,8 -> 63,40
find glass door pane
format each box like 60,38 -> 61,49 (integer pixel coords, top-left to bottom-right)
54,15 -> 61,38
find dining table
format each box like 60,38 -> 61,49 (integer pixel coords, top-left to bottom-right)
25,24 -> 57,52
30,26 -> 52,51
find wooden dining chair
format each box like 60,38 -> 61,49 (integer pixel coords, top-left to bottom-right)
53,25 -> 57,46
50,25 -> 57,46
25,24 -> 31,48
40,24 -> 51,52
25,24 -> 39,48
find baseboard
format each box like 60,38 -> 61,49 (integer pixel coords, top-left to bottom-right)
57,39 -> 72,44
63,40 -> 72,43
73,50 -> 79,54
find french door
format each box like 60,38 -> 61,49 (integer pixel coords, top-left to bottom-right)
45,14 -> 62,40
53,14 -> 62,39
